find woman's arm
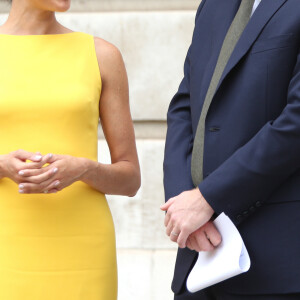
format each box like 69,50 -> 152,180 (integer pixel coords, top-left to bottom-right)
84,37 -> 140,196
17,38 -> 141,196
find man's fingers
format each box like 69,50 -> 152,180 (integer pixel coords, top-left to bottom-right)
170,227 -> 180,243
160,197 -> 175,211
160,203 -> 168,211
187,236 -> 198,251
204,222 -> 222,247
177,230 -> 189,248
164,211 -> 171,227
166,221 -> 173,236
194,230 -> 214,252
186,238 -> 194,251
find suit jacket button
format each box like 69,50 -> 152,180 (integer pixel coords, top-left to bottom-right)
255,201 -> 262,208
249,206 -> 255,212
243,211 -> 249,216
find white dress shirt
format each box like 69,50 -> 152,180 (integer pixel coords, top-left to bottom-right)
251,0 -> 262,16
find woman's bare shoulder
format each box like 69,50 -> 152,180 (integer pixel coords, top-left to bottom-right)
93,37 -> 124,75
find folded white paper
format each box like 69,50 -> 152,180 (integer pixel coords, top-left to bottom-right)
186,213 -> 251,293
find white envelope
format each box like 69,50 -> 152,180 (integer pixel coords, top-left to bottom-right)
186,213 -> 251,293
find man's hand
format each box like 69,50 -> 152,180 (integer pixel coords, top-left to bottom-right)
161,188 -> 215,248
186,221 -> 222,252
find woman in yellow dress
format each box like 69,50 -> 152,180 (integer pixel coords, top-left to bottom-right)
0,0 -> 141,299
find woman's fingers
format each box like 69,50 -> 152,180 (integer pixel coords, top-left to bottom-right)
28,153 -> 53,167
14,149 -> 42,162
47,189 -> 59,194
44,180 -> 61,192
20,167 -> 58,183
18,164 -> 54,177
19,178 -> 61,194
18,153 -> 54,171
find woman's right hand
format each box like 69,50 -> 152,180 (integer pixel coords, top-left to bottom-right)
0,150 -> 51,184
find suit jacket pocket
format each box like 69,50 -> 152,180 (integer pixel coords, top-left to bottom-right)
250,34 -> 296,54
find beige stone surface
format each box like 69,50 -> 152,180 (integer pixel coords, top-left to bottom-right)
99,121 -> 167,140
117,249 -> 176,300
55,11 -> 194,120
100,138 -> 178,299
98,139 -> 176,249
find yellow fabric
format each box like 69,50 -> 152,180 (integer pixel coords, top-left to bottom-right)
0,32 -> 117,299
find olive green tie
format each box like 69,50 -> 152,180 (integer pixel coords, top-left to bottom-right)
191,0 -> 255,186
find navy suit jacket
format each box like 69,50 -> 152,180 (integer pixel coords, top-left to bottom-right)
164,0 -> 300,295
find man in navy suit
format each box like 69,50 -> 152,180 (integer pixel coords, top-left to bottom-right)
162,0 -> 300,299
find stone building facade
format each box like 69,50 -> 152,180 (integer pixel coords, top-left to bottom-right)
0,0 -> 200,299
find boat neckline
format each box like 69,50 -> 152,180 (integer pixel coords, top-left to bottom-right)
0,32 -> 82,37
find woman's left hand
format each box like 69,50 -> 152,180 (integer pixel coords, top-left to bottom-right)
18,154 -> 88,194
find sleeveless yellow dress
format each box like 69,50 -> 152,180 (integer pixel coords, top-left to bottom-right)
0,32 -> 117,299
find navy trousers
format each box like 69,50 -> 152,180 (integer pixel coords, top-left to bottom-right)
174,285 -> 300,300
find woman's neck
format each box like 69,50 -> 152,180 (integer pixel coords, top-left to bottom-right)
1,1 -> 63,35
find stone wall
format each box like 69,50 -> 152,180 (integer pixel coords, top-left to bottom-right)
0,1 -> 200,299
0,0 -> 199,11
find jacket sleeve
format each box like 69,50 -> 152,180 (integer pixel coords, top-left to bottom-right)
199,46 -> 300,225
163,1 -> 207,202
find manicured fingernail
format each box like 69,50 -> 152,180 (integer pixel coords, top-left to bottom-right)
53,168 -> 58,174
48,153 -> 53,159
19,190 -> 24,194
54,181 -> 60,187
34,155 -> 42,160
18,170 -> 24,176
19,184 -> 24,189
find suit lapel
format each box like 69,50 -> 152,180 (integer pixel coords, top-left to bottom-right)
215,0 -> 287,93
